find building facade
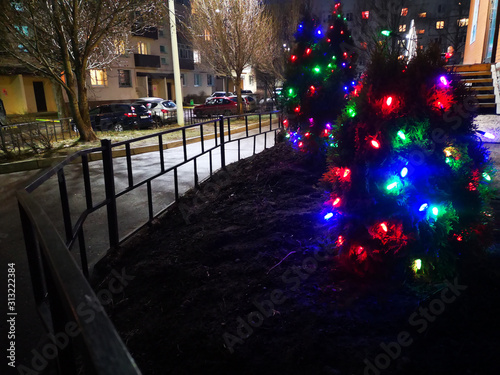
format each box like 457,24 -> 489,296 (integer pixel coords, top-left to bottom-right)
0,0 -> 259,117
311,0 -> 470,69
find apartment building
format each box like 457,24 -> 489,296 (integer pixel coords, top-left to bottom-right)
0,1 -> 224,116
311,0 -> 470,68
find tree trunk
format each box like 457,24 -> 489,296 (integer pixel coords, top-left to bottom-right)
235,72 -> 243,115
71,68 -> 97,142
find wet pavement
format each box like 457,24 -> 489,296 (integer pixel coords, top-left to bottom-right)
0,114 -> 498,373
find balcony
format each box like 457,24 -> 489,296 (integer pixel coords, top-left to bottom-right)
179,58 -> 194,70
132,26 -> 158,40
134,54 -> 161,68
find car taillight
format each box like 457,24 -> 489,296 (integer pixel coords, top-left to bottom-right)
161,109 -> 168,113
124,113 -> 137,117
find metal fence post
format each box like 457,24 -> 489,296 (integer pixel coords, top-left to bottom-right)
101,139 -> 119,248
219,115 -> 225,169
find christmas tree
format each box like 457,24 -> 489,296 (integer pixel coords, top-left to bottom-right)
282,2 -> 357,154
322,46 -> 495,279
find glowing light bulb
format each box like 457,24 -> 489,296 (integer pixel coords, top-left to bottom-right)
337,236 -> 345,245
419,203 -> 429,211
397,130 -> 406,140
324,212 -> 334,220
439,76 -> 449,86
371,140 -> 380,149
298,141 -> 303,148
291,55 -> 297,61
401,167 -> 408,178
484,132 -> 495,139
386,96 -> 393,106
343,169 -> 350,178
294,106 -> 300,113
333,197 -> 341,206
413,259 -> 422,271
305,132 -> 310,137
483,173 -> 491,181
306,48 -> 311,55
313,66 -> 321,73
386,182 -> 398,190
432,207 -> 439,216
380,223 -> 388,232
316,28 -> 322,36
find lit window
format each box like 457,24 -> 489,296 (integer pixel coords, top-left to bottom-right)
436,21 -> 444,29
90,69 -> 107,86
399,24 -> 407,32
458,18 -> 469,27
401,8 -> 408,16
417,29 -> 425,35
204,30 -> 211,41
115,40 -> 126,55
362,11 -> 369,19
419,12 -> 427,18
137,41 -> 148,55
118,70 -> 131,87
193,50 -> 201,64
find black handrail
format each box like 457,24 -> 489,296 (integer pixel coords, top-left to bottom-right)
17,111 -> 283,374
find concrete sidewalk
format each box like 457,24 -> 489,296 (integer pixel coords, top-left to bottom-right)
0,121 -> 281,373
0,114 -> 498,373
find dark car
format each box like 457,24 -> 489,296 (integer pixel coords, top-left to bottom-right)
193,97 -> 238,118
87,103 -> 153,131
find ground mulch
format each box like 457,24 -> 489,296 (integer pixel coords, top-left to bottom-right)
92,141 -> 500,375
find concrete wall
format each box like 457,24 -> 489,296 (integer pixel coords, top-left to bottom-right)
0,75 -> 57,115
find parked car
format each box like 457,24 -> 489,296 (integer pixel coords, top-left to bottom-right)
241,90 -> 254,96
205,91 -> 234,103
193,97 -> 238,118
73,103 -> 153,132
228,95 -> 257,112
133,97 -> 177,126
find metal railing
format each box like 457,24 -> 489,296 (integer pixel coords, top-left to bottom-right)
0,118 -> 75,154
17,111 -> 283,374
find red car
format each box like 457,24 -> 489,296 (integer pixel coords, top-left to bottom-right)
193,97 -> 238,118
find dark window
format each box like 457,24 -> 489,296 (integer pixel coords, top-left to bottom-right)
118,70 -> 131,87
160,45 -> 166,53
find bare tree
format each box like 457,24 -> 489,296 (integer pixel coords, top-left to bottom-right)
0,0 -> 165,141
186,0 -> 277,113
254,0 -> 306,100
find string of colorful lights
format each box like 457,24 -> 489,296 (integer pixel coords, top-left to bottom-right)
282,2 -> 495,279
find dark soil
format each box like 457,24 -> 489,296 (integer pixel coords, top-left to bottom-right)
93,142 -> 500,375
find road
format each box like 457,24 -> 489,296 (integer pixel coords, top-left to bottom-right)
0,120 -> 280,373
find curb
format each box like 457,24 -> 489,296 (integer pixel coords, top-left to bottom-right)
0,121 -> 277,174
